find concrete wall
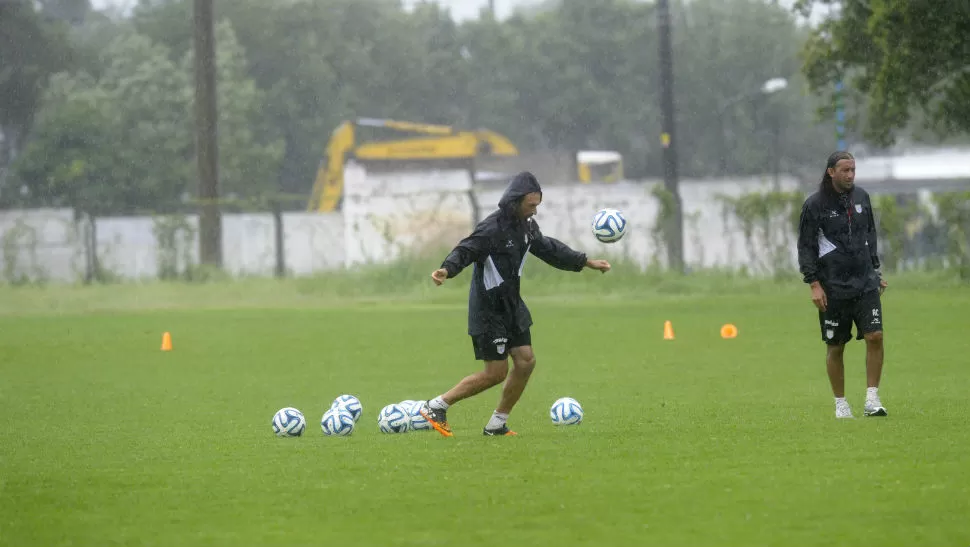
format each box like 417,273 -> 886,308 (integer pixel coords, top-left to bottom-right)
0,170 -> 801,283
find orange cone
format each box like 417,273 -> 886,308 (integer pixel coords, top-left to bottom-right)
663,320 -> 675,340
161,332 -> 173,351
720,324 -> 738,339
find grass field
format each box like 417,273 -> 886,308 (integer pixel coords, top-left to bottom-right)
1,266 -> 969,546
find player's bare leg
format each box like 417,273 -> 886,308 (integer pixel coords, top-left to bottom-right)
827,344 -> 853,418
497,346 -> 536,414
863,331 -> 887,416
484,346 -> 536,436
421,360 -> 508,437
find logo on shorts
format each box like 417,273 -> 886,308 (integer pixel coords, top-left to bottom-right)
871,308 -> 880,324
855,204 -> 863,213
826,329 -> 834,339
492,337 -> 508,354
506,240 -> 515,248
824,319 -> 839,327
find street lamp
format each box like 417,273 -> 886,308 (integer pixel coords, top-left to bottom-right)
761,77 -> 789,94
716,77 -> 789,175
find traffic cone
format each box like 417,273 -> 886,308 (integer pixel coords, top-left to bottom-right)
720,324 -> 738,339
663,320 -> 675,340
161,332 -> 173,351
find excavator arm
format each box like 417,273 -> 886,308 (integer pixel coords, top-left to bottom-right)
307,118 -> 518,213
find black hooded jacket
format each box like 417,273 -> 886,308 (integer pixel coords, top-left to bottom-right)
440,172 -> 588,337
797,184 -> 881,299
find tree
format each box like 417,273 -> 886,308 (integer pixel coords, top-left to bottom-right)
13,23 -> 280,214
13,31 -> 192,215
795,0 -> 970,146
179,21 -> 284,203
0,1 -> 73,182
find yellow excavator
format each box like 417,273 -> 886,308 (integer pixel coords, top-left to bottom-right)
307,118 -> 520,212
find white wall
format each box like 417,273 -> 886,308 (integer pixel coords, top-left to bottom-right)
0,171 -> 801,283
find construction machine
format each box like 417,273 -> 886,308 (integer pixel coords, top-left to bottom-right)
577,150 -> 624,184
307,118 -> 520,212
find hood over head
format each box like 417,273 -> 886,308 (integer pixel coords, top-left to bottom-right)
498,171 -> 542,216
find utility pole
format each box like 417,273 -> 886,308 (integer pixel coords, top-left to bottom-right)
194,0 -> 221,267
657,0 -> 684,273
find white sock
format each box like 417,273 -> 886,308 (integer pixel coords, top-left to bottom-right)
866,387 -> 879,402
429,396 -> 450,411
485,411 -> 509,430
835,397 -> 848,406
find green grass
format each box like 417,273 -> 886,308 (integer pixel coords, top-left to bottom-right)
1,270 -> 969,546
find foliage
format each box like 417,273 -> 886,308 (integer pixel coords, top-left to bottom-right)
179,21 -> 284,200
119,0 -> 836,196
795,0 -> 970,145
13,32 -> 192,214
717,190 -> 805,278
649,184 -> 676,267
0,0 -> 74,183
0,217 -> 47,285
152,214 -> 195,281
932,191 -> 970,280
11,21 -> 282,215
871,194 -> 926,273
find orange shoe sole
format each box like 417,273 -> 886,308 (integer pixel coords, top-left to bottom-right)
419,409 -> 454,438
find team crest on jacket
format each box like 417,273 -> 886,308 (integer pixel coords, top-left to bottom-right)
855,204 -> 862,213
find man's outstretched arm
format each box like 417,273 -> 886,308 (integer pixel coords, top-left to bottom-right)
431,227 -> 490,285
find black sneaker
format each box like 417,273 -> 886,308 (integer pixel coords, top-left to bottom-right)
483,424 -> 517,436
418,402 -> 453,437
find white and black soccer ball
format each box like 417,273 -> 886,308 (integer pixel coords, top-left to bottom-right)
406,403 -> 432,431
550,397 -> 584,426
592,208 -> 627,243
378,403 -> 411,434
398,400 -> 419,411
321,407 -> 356,436
331,394 -> 362,423
272,407 -> 307,437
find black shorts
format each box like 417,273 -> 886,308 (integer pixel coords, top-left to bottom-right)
471,329 -> 532,361
819,289 -> 883,345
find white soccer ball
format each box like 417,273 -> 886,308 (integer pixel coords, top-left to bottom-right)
378,403 -> 411,434
272,407 -> 306,437
406,403 -> 432,431
331,394 -> 362,423
321,407 -> 356,436
398,400 -> 419,411
550,397 -> 584,426
592,208 -> 627,243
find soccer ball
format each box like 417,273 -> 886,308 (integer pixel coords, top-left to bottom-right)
406,403 -> 432,431
378,403 -> 411,434
272,407 -> 306,437
592,208 -> 627,243
550,397 -> 584,426
321,407 -> 356,436
398,400 -> 419,411
331,394 -> 362,423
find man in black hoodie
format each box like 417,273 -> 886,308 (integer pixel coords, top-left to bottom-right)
418,172 -> 612,437
797,151 -> 889,419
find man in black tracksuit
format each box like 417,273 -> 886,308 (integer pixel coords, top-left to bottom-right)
797,151 -> 889,419
418,171 -> 612,437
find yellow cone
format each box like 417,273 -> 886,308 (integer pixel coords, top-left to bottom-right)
161,332 -> 173,351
